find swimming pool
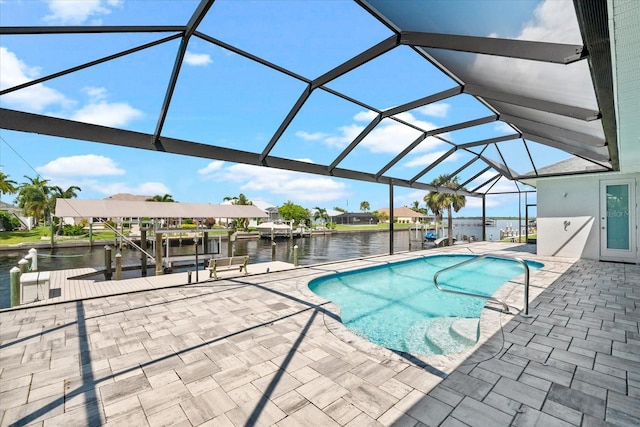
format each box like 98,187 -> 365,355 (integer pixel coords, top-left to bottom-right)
308,254 -> 542,355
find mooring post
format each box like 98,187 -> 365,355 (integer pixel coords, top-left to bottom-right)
155,233 -> 164,276
104,245 -> 112,280
28,248 -> 38,271
293,245 -> 298,267
271,241 -> 276,262
115,252 -> 122,280
140,227 -> 148,277
10,267 -> 20,307
194,239 -> 199,283
227,229 -> 234,257
89,223 -> 93,247
18,258 -> 28,274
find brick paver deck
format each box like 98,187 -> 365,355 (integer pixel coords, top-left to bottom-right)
1,242 -> 638,426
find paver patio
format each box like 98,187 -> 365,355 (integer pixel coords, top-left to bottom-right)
1,242 -> 638,426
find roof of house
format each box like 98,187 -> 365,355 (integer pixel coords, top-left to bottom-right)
335,212 -> 378,218
55,199 -> 268,219
104,193 -> 152,202
376,207 -> 425,218
0,200 -> 21,214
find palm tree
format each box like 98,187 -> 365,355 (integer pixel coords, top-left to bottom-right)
0,171 -> 18,201
424,174 -> 466,246
49,185 -> 81,234
146,194 -> 175,202
223,193 -> 252,231
16,176 -> 51,225
360,201 -> 370,213
313,207 -> 329,227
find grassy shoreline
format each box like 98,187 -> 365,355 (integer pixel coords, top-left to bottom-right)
0,223 -> 420,250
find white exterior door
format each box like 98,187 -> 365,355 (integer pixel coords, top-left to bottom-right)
600,178 -> 637,262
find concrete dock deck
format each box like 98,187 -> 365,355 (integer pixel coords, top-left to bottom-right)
1,242 -> 638,426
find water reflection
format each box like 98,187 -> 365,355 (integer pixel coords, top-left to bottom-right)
0,230 -> 415,308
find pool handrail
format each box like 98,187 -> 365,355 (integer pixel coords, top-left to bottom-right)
432,254 -> 530,317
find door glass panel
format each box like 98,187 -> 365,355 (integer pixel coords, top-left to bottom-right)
606,184 -> 630,250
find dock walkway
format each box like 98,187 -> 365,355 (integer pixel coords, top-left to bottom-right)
13,261 -> 296,308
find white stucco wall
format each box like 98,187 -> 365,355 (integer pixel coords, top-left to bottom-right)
537,172 -> 639,262
537,177 -> 600,259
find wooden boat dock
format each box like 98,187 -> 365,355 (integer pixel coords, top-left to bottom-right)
9,260 -> 297,309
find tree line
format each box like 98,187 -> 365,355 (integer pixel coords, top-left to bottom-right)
2,171 -> 466,245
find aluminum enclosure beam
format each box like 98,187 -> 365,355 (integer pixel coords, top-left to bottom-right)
521,133 -> 610,162
0,26 -> 185,34
1,108 -> 482,198
152,0 -> 215,147
464,84 -> 601,121
456,134 -> 521,149
261,35 -> 397,161
381,86 -> 462,118
0,34 -> 182,96
400,31 -> 587,64
501,114 -> 606,147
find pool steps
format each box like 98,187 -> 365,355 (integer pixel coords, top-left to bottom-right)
418,317 -> 480,354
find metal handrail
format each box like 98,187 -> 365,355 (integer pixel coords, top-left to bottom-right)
433,254 -> 530,316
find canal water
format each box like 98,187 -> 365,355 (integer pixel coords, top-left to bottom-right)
0,230 -> 420,309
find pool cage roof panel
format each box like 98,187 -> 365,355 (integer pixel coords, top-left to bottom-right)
0,0 -> 618,198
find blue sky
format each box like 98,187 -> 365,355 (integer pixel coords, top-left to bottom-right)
0,0 -> 587,217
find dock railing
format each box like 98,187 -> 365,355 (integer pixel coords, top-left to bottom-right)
433,254 -> 530,317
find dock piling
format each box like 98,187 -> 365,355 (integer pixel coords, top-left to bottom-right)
155,233 -> 164,276
140,227 -> 148,277
293,245 -> 298,266
18,258 -> 28,274
10,267 -> 20,307
271,241 -> 276,261
104,245 -> 112,280
28,248 -> 38,271
115,252 -> 122,280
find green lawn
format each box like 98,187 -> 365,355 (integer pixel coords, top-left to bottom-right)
0,226 -> 117,245
1,223 -> 423,245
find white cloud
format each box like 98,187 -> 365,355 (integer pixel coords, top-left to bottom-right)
198,161 -> 224,175
0,49 -> 142,126
199,163 -> 349,202
418,103 -> 450,118
404,151 -> 460,168
93,181 -> 171,197
520,0 -> 583,44
295,131 -> 329,141
494,121 -> 516,134
299,110 -> 445,155
36,154 -> 125,177
0,47 -> 71,112
70,100 -> 142,127
184,51 -> 212,66
43,0 -> 123,25
354,110 -> 377,122
84,86 -> 108,101
323,124 -> 363,149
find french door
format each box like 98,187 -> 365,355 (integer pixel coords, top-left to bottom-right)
600,178 -> 636,262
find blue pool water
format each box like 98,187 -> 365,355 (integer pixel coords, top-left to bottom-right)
309,254 -> 542,355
